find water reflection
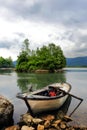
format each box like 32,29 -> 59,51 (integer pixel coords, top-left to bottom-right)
64,68 -> 87,72
0,69 -> 13,75
17,72 -> 66,92
17,78 -> 30,92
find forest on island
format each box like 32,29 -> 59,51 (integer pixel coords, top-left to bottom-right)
0,57 -> 13,68
16,39 -> 66,72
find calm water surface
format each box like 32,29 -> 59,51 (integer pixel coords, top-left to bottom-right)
0,68 -> 87,127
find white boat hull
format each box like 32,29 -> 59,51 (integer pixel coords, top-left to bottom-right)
28,95 -> 68,113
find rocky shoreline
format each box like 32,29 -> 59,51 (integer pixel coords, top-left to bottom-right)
5,112 -> 87,130
0,95 -> 87,130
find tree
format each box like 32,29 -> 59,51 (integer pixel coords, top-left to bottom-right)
0,56 -> 13,68
35,43 -> 66,72
16,39 -> 30,72
6,57 -> 13,67
16,39 -> 66,72
0,57 -> 4,68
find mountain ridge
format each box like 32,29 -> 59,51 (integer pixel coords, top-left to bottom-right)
66,56 -> 87,67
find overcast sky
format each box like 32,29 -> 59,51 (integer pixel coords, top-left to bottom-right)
0,0 -> 87,60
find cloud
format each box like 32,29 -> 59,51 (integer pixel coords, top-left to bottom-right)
0,48 -> 19,60
1,0 -> 87,27
0,0 -> 87,60
59,29 -> 87,57
0,41 -> 11,49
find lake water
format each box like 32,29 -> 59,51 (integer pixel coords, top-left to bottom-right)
0,68 -> 87,127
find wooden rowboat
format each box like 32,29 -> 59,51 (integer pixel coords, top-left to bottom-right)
16,82 -> 71,114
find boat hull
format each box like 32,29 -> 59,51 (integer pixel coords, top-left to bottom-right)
27,95 -> 68,113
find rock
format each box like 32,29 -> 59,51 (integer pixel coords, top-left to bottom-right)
20,113 -> 33,124
44,120 -> 50,128
60,122 -> 66,129
56,110 -> 65,119
53,119 -> 61,125
20,113 -> 43,125
48,128 -> 59,130
37,124 -> 44,130
32,118 -> 43,124
21,125 -> 35,130
0,95 -> 14,127
5,125 -> 20,130
63,115 -> 72,122
52,123 -> 58,129
41,114 -> 55,121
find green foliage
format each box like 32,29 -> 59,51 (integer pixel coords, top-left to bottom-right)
16,51 -> 29,72
35,43 -> 66,71
17,51 -> 28,65
16,39 -> 66,72
0,56 -> 13,68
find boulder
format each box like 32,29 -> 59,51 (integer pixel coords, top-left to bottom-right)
5,125 -> 19,130
0,95 -> 14,128
41,114 -> 55,121
37,124 -> 44,130
21,125 -> 35,130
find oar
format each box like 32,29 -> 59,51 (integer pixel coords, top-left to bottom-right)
69,99 -> 83,117
58,88 -> 83,101
57,88 -> 83,116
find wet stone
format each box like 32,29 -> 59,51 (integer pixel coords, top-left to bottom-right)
44,120 -> 50,128
0,95 -> 14,128
21,125 -> 35,130
5,125 -> 20,130
60,122 -> 66,129
53,119 -> 61,125
20,113 -> 43,125
41,114 -> 55,121
37,124 -> 44,130
63,115 -> 72,122
7,112 -> 87,130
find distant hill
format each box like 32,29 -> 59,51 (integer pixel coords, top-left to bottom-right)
13,61 -> 17,66
66,56 -> 87,67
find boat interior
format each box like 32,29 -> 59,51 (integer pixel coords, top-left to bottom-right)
33,86 -> 63,97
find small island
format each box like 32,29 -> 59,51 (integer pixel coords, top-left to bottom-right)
16,39 -> 66,73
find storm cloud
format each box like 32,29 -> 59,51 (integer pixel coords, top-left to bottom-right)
0,0 -> 87,60
1,0 -> 87,27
